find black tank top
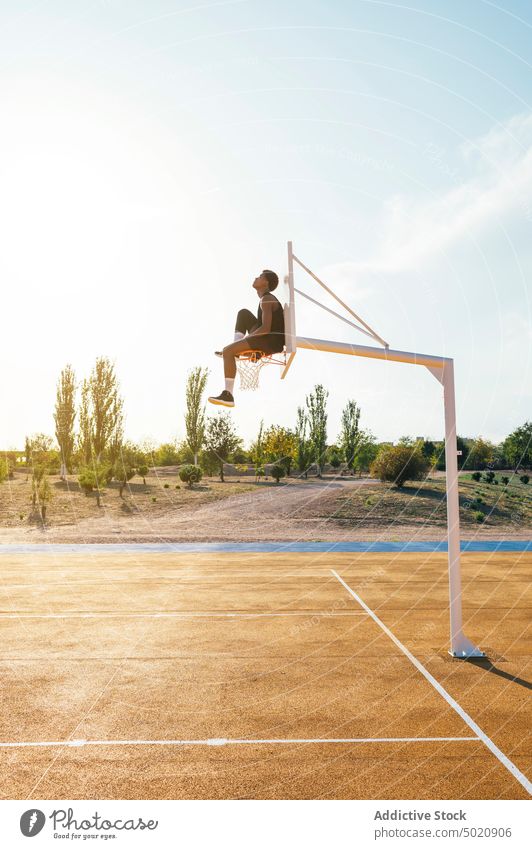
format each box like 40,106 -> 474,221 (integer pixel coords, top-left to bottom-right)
257,294 -> 285,342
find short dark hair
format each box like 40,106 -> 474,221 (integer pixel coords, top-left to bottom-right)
262,269 -> 279,291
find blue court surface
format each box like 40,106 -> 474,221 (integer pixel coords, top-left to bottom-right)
0,540 -> 530,553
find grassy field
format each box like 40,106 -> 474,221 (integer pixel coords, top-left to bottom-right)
328,473 -> 532,532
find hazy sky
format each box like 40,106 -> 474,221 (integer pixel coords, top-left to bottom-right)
1,0 -> 531,448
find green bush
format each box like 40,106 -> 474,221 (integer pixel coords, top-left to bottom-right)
484,470 -> 495,484
137,464 -> 149,484
113,462 -> 136,496
370,443 -> 429,488
501,476 -> 509,486
78,464 -> 109,506
473,510 -> 485,523
179,464 -> 203,488
328,448 -> 342,469
471,472 -> 481,482
78,468 -> 97,493
271,463 -> 286,484
163,483 -> 170,489
520,474 -> 530,485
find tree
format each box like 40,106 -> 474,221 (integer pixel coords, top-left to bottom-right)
78,357 -> 124,463
78,380 -> 92,465
155,442 -> 182,466
503,421 -> 532,471
354,430 -> 379,475
54,365 -> 76,480
185,366 -> 208,465
295,407 -> 312,478
263,426 -> 296,475
26,435 -> 60,503
465,437 -> 495,471
327,445 -> 343,469
306,384 -> 328,476
0,459 -> 9,483
370,442 -> 430,488
113,443 -> 139,497
204,413 -> 241,481
249,420 -> 265,480
270,463 -> 286,484
37,474 -> 52,523
340,400 -> 361,471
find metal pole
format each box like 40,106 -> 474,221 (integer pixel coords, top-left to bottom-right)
294,335 -> 483,658
296,336 -> 448,369
442,361 -> 484,657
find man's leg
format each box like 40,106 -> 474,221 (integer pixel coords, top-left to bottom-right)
234,308 -> 258,341
215,308 -> 258,357
208,339 -> 257,407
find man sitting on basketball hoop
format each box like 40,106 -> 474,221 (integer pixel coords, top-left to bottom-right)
208,269 -> 285,407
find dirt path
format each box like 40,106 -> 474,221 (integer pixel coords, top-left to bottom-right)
0,477 -> 529,544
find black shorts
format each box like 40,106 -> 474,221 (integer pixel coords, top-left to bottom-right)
235,308 -> 284,354
241,333 -> 285,355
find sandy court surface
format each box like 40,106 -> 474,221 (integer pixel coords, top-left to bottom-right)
0,550 -> 530,799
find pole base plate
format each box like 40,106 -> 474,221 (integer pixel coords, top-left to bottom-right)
449,633 -> 485,659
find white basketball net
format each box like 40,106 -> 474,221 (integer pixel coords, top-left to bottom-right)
236,352 -> 266,391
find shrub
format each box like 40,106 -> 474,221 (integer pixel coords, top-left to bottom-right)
271,463 -> 286,484
520,474 -> 530,485
473,510 -> 485,523
77,464 -> 109,507
137,464 -> 149,484
501,476 -> 509,486
484,471 -> 495,484
78,468 -> 96,493
471,472 -> 481,482
163,483 -> 170,489
113,462 -> 136,497
370,443 -> 429,488
328,448 -> 342,469
179,464 -> 203,488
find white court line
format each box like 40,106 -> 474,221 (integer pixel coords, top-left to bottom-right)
0,736 -> 480,749
0,611 -> 366,620
331,569 -> 532,796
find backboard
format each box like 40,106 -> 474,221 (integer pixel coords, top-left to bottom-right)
281,240 -> 297,378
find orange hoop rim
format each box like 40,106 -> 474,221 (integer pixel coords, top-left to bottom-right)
237,349 -> 287,367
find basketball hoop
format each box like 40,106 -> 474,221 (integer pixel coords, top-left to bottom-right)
236,350 -> 287,391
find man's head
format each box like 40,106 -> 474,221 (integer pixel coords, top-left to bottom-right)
253,269 -> 279,292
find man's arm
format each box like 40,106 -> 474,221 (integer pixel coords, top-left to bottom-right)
248,297 -> 273,336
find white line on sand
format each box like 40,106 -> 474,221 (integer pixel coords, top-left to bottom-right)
0,737 -> 480,749
331,569 -> 532,796
0,611 -> 366,620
